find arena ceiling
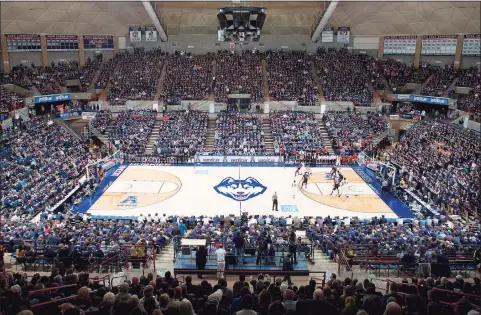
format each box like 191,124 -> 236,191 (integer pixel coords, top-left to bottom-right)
0,1 -> 479,37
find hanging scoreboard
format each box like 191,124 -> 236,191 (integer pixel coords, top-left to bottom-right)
145,26 -> 158,42
383,35 -> 417,55
462,34 -> 480,56
6,34 -> 41,52
337,27 -> 350,44
46,35 -> 79,51
83,35 -> 114,50
421,35 -> 457,56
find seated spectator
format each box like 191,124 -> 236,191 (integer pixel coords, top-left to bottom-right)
215,50 -> 263,104
381,60 -> 435,92
389,120 -> 480,216
421,64 -> 459,97
270,110 -> 329,160
153,110 -> 207,162
109,48 -> 167,105
0,117 -> 90,219
163,52 -> 214,105
265,50 -> 318,106
109,109 -> 156,154
323,111 -> 388,155
314,48 -> 372,106
213,111 -> 265,155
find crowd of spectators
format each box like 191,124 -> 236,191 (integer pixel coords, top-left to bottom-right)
213,111 -> 266,155
91,110 -> 112,134
0,117 -> 90,220
455,67 -> 480,122
0,210 -> 479,315
0,65 -> 34,90
270,111 -> 328,159
78,58 -> 103,91
323,111 -> 388,155
314,48 -> 372,106
109,48 -> 167,106
108,109 -> 156,155
421,65 -> 459,97
380,60 -> 435,92
265,50 -> 318,106
27,64 -> 63,95
95,58 -> 117,90
0,86 -> 25,118
153,110 -> 208,162
162,52 -> 215,105
214,50 -> 263,104
389,120 -> 480,216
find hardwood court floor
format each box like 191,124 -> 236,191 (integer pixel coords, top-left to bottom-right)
87,165 -> 397,219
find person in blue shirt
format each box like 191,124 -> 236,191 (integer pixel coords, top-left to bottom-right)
179,220 -> 187,237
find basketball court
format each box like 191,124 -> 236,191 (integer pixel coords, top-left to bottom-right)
84,165 -> 403,219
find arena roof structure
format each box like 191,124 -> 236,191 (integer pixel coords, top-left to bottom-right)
0,1 -> 479,37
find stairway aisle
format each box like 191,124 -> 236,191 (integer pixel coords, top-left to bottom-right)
204,117 -> 217,153
209,60 -> 217,101
145,113 -> 164,154
154,61 -> 168,101
414,73 -> 434,94
309,60 -> 324,103
88,68 -> 103,90
261,60 -> 271,102
263,118 -> 275,155
317,118 -> 335,155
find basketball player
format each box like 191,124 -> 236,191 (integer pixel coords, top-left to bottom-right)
302,170 -> 310,189
329,166 -> 337,179
330,175 -> 341,197
291,178 -> 297,199
295,163 -> 302,176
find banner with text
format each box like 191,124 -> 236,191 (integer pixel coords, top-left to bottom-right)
35,94 -> 71,104
195,155 -> 284,164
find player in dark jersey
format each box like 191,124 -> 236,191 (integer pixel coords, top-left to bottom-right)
302,171 -> 310,189
330,176 -> 341,197
295,163 -> 302,176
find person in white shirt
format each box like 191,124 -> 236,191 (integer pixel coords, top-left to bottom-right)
286,217 -> 293,225
248,217 -> 257,226
153,213 -> 160,223
292,178 -> 297,199
216,244 -> 226,279
203,217 -> 210,225
137,214 -> 145,223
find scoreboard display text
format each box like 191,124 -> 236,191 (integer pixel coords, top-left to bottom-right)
6,34 -> 41,52
83,35 -> 114,50
46,35 -> 79,51
383,36 -> 417,55
421,35 -> 457,56
462,34 -> 480,56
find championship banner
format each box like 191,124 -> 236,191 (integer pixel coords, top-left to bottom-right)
321,30 -> 334,43
337,27 -> 350,44
129,26 -> 142,42
462,34 -> 480,56
145,26 -> 158,42
421,35 -> 457,56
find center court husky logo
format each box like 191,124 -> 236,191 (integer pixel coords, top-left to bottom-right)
118,196 -> 138,207
214,177 -> 267,201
